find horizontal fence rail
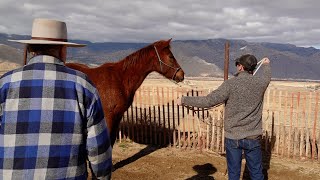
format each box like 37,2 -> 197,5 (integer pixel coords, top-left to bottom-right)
117,86 -> 320,161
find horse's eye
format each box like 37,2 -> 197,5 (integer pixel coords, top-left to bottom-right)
169,55 -> 174,59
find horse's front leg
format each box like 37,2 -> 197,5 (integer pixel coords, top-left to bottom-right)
108,114 -> 123,147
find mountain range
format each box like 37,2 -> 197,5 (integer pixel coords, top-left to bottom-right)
0,33 -> 319,80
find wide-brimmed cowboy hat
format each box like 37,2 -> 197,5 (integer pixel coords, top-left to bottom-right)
8,18 -> 85,47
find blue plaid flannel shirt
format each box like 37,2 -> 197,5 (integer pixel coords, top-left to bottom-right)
0,55 -> 112,179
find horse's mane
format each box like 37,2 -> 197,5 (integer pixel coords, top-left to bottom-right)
102,40 -> 170,71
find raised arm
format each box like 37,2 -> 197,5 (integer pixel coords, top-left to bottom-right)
260,57 -> 271,87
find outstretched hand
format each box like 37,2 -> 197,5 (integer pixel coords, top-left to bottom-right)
261,57 -> 270,64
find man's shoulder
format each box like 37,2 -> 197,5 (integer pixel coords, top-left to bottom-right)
0,66 -> 24,82
63,65 -> 87,78
223,76 -> 237,85
65,66 -> 93,81
3,65 -> 24,74
63,66 -> 97,92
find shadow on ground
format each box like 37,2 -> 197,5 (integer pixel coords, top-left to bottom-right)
113,145 -> 161,170
186,163 -> 217,180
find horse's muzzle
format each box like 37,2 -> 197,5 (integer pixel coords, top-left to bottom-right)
174,69 -> 184,82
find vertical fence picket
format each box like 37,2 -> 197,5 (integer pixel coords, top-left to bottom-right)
130,104 -> 135,142
190,90 -> 196,149
294,92 -> 300,159
316,93 -> 320,162
288,92 -> 294,158
182,89 -> 187,149
265,89 -> 271,152
166,88 -> 172,146
276,91 -> 282,155
134,89 -> 139,143
153,88 -> 157,145
177,88 -> 181,148
125,106 -> 129,141
196,90 -> 201,150
161,87 -> 166,146
138,88 -> 144,143
211,111 -> 216,151
306,92 -> 312,159
206,119 -> 209,150
281,91 -> 288,157
157,87 -> 161,145
312,92 -> 319,160
144,88 -> 148,144
172,87 -> 176,148
147,87 -> 152,144
221,106 -> 225,154
217,106 -> 221,152
300,93 -> 307,159
270,90 -> 275,152
143,88 -> 148,144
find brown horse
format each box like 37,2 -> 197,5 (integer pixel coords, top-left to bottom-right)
66,39 -> 184,146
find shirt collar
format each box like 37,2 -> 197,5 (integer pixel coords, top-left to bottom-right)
235,71 -> 252,77
27,55 -> 64,66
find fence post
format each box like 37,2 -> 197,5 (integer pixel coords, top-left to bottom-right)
300,93 -> 307,159
312,92 -> 319,160
276,91 -> 282,155
294,92 -> 301,159
306,92 -> 312,159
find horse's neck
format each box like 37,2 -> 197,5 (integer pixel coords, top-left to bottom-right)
118,50 -> 155,96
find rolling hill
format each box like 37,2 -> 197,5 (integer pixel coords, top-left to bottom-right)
1,33 -> 319,80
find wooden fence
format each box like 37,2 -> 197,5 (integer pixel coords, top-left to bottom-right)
117,86 -> 320,161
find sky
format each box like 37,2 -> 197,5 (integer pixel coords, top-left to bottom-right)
0,0 -> 319,48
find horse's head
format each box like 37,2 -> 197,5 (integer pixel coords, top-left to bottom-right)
153,39 -> 184,82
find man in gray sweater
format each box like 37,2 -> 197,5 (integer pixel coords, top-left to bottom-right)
177,54 -> 271,180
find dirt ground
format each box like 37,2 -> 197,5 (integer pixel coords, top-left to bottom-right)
111,141 -> 320,180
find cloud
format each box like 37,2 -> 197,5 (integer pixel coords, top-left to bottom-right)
0,0 -> 319,47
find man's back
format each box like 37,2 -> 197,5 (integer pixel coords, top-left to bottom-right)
181,63 -> 271,139
223,66 -> 271,139
0,55 -> 112,179
179,55 -> 270,180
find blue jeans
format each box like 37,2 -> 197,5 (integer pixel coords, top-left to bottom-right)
225,137 -> 264,180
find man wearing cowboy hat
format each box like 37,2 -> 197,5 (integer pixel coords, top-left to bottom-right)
0,18 -> 112,179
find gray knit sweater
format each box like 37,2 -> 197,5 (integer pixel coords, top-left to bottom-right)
182,64 -> 271,139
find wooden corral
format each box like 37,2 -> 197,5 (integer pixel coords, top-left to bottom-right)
117,85 -> 320,162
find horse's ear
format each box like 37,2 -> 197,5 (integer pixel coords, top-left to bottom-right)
155,39 -> 172,49
163,38 -> 172,47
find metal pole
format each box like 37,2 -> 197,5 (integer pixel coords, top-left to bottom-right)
224,41 -> 230,81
